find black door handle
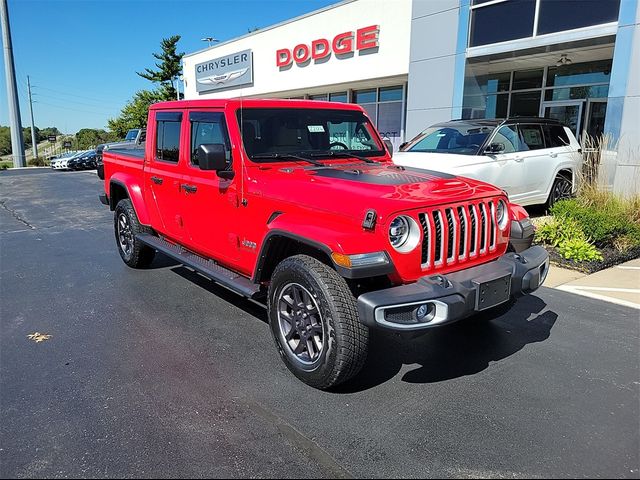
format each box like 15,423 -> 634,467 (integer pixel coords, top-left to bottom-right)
181,184 -> 197,193
150,176 -> 163,185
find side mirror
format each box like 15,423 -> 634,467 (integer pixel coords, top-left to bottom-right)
383,139 -> 394,158
485,142 -> 505,154
197,143 -> 229,172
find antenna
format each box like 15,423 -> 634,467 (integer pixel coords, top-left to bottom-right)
239,88 -> 247,207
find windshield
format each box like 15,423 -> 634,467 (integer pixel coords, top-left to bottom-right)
124,129 -> 139,141
237,108 -> 385,161
405,124 -> 495,155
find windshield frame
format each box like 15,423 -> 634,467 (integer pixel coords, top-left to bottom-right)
235,107 -> 386,163
402,122 -> 498,156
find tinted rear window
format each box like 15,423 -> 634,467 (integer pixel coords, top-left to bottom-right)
544,125 -> 571,148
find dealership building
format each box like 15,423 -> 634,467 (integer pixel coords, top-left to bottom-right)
182,0 -> 639,195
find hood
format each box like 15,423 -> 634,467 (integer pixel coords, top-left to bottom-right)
392,151 -> 485,173
251,161 -> 502,222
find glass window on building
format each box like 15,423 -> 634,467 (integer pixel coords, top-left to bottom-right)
537,0 -> 621,36
510,91 -> 542,117
462,60 -> 612,136
463,72 -> 511,96
469,0 -> 621,48
329,92 -> 348,103
462,94 -> 508,119
546,60 -> 612,87
512,69 -> 543,90
353,88 -> 378,126
469,0 -> 536,47
309,94 -> 328,101
353,86 -> 405,150
379,86 -> 403,102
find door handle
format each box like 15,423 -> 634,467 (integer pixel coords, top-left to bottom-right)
150,176 -> 163,185
514,156 -> 524,162
550,152 -> 558,158
180,184 -> 197,194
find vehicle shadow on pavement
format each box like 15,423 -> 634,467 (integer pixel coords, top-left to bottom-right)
170,266 -> 269,321
336,295 -> 558,393
147,255 -> 181,269
166,262 -> 557,393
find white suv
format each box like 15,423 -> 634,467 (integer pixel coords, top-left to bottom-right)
392,118 -> 582,207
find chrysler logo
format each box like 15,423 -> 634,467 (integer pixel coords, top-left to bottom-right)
195,49 -> 253,93
197,68 -> 249,85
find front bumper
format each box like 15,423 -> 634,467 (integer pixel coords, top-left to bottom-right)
357,245 -> 549,331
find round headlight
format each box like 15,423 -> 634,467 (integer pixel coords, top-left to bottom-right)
389,216 -> 409,248
389,215 -> 421,253
497,200 -> 509,230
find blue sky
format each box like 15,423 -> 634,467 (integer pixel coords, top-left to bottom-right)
0,0 -> 336,134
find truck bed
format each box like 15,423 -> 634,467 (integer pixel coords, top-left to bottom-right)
107,147 -> 145,159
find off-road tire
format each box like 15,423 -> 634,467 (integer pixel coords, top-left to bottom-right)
114,199 -> 155,268
268,254 -> 369,389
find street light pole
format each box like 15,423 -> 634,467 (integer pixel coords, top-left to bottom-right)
1,0 -> 25,167
27,75 -> 38,160
201,36 -> 219,47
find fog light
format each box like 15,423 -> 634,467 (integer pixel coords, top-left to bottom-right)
416,303 -> 435,322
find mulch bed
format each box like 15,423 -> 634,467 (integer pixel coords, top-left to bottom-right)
538,243 -> 640,274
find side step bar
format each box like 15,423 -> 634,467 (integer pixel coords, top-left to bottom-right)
137,233 -> 261,299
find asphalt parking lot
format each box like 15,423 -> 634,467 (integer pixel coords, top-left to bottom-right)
1,169 -> 638,479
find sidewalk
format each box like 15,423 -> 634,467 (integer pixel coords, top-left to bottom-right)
545,258 -> 640,310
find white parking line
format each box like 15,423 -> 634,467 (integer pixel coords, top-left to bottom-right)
556,285 -> 640,310
567,286 -> 640,293
616,266 -> 640,270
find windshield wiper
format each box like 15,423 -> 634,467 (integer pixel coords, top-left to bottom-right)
308,150 -> 377,164
251,152 -> 324,167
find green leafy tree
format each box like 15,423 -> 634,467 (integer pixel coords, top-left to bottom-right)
38,127 -> 61,143
107,89 -> 164,138
0,126 -> 11,156
75,128 -> 118,149
137,35 -> 184,101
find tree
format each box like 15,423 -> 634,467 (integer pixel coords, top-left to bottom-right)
107,89 -> 164,138
75,128 -> 118,149
137,35 -> 184,101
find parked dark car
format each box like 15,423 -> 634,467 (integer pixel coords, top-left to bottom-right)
75,150 -> 98,170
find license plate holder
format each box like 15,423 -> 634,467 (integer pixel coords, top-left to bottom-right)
474,274 -> 511,311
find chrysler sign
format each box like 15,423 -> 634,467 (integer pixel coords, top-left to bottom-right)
195,49 -> 253,93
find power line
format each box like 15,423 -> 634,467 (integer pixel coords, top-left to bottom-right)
33,100 -> 114,116
33,92 -> 112,109
31,84 -> 117,103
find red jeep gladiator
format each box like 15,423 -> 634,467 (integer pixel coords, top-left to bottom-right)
100,99 -> 548,389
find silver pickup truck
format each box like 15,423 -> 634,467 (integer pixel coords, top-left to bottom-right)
96,128 -> 146,179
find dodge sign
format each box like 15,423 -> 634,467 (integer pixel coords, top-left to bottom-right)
195,49 -> 253,93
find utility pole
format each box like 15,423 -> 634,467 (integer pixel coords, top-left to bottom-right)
1,0 -> 25,167
27,75 -> 37,159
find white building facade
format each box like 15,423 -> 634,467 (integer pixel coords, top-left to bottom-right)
182,0 -> 639,195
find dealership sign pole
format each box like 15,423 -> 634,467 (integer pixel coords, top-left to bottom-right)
1,0 -> 25,168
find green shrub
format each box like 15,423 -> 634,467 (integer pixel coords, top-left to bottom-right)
535,215 -> 603,262
27,157 -> 45,167
550,198 -> 640,248
535,217 -> 584,247
557,238 -> 603,262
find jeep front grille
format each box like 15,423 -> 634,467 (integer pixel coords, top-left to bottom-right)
418,199 -> 500,269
